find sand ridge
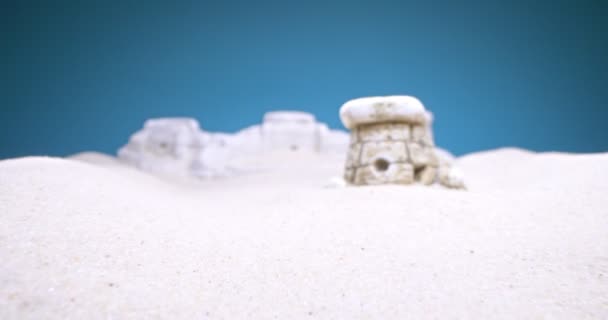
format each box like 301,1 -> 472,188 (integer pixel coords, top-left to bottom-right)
1,149 -> 607,319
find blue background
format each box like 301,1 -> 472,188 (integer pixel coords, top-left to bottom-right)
2,0 -> 607,159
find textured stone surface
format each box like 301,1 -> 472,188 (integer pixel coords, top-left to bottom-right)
353,162 -> 414,185
349,130 -> 360,144
342,120 -> 441,186
408,142 -> 439,167
416,165 -> 438,185
345,124 -> 440,185
357,123 -> 411,142
411,125 -> 434,146
360,141 -> 408,166
340,95 -> 465,188
345,143 -> 361,169
343,167 -> 355,182
340,96 -> 429,129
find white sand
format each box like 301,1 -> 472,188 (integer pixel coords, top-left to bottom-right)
1,148 -> 607,319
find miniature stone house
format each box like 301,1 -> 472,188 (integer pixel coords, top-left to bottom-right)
340,95 -> 461,187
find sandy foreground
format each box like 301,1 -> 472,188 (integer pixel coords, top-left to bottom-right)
1,148 -> 607,319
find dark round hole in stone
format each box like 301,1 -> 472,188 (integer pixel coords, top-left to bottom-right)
414,165 -> 426,182
373,158 -> 390,172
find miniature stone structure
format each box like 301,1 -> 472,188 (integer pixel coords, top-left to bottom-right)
261,111 -> 320,151
340,96 -> 465,188
118,118 -> 208,177
235,111 -> 349,154
118,111 -> 349,178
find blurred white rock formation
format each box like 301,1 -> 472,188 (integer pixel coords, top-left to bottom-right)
118,111 -> 349,178
229,111 -> 349,154
118,118 -> 204,177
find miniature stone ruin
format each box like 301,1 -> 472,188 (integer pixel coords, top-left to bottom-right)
117,118 -> 213,178
253,111 -> 347,153
118,111 -> 349,178
340,95 -> 465,188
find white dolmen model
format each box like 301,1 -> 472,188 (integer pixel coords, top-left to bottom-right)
340,95 -> 465,188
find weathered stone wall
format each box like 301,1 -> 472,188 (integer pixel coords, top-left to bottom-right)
344,122 -> 439,185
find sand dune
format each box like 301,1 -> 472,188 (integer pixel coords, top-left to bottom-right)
1,149 -> 607,319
